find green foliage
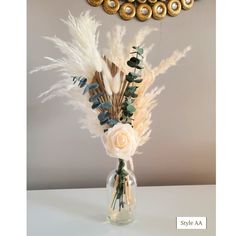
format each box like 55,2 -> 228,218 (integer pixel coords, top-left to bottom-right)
127,57 -> 141,69
91,100 -> 100,109
72,76 -> 80,84
100,101 -> 112,110
83,82 -> 99,94
71,75 -> 115,130
89,92 -> 103,102
127,104 -> 136,113
106,119 -> 119,127
132,46 -> 144,57
125,72 -> 140,82
127,54 -> 144,70
124,86 -> 138,97
79,78 -> 87,88
121,97 -> 135,121
121,46 -> 144,123
98,111 -> 110,124
130,57 -> 140,65
72,76 -> 87,88
91,99 -> 112,111
133,78 -> 143,83
110,159 -> 130,211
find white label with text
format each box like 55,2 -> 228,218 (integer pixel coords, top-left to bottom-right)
177,217 -> 207,230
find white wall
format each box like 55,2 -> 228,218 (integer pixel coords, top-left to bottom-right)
27,0 -> 215,190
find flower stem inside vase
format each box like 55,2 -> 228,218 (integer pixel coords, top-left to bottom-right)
111,159 -> 129,211
106,158 -> 137,225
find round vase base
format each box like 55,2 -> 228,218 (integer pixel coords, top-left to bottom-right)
107,208 -> 134,225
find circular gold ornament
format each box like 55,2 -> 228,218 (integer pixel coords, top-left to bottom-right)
119,3 -> 136,20
103,0 -> 120,14
148,0 -> 157,4
87,0 -> 195,21
136,3 -> 152,21
152,2 -> 167,20
181,0 -> 194,10
137,0 -> 147,3
167,0 -> 181,17
87,0 -> 104,7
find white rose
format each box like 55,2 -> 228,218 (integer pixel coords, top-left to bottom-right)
102,123 -> 138,161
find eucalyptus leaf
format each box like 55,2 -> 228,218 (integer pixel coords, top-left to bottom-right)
89,93 -> 103,102
79,78 -> 87,88
100,119 -> 109,125
72,77 -> 77,84
124,110 -> 133,117
124,86 -> 138,97
100,101 -> 112,110
107,119 -> 119,126
124,90 -> 131,97
127,86 -> 138,93
134,79 -> 143,83
127,104 -> 136,113
83,82 -> 99,94
131,93 -> 138,98
137,47 -> 144,55
127,60 -> 136,68
126,72 -> 140,82
136,65 -> 144,70
91,100 -> 100,109
126,98 -> 133,105
72,76 -> 80,84
127,57 -> 141,68
126,74 -> 134,82
98,111 -> 110,122
127,60 -> 143,69
130,57 -> 140,65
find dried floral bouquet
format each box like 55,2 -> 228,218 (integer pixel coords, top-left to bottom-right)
32,11 -> 190,223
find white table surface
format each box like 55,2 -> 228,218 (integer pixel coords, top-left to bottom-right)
27,185 -> 215,236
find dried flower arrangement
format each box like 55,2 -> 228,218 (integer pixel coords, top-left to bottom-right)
32,11 -> 190,221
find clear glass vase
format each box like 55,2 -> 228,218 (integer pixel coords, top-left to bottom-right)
106,159 -> 137,225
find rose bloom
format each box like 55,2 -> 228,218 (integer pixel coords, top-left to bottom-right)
102,123 -> 139,161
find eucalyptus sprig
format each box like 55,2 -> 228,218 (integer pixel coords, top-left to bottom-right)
121,46 -> 144,124
110,159 -> 129,211
71,75 -> 118,130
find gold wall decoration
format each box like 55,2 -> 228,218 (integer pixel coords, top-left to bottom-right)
87,0 -> 195,21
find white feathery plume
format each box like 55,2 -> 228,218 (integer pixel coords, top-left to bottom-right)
38,74 -> 105,137
62,11 -> 103,76
133,86 -> 165,147
104,26 -> 127,73
66,89 -> 105,137
38,79 -> 70,103
126,27 -> 158,63
131,46 -> 191,148
128,27 -> 158,50
31,11 -> 102,82
153,46 -> 191,77
32,11 -> 105,137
